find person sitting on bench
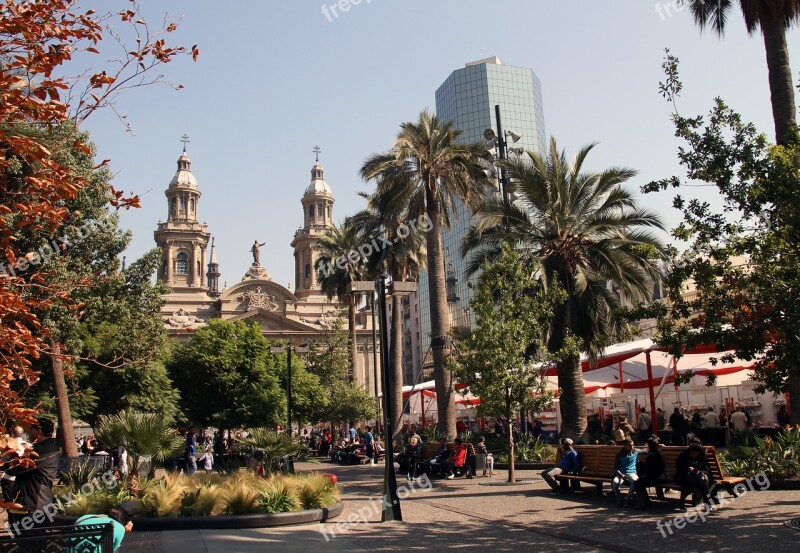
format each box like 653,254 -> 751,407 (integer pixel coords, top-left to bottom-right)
675,442 -> 714,512
634,437 -> 666,508
440,438 -> 467,479
424,439 -> 450,476
612,438 -> 647,507
541,438 -> 579,493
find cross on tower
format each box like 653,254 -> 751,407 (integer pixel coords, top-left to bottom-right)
181,134 -> 190,152
312,145 -> 321,163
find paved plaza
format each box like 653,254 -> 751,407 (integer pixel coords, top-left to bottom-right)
118,460 -> 800,553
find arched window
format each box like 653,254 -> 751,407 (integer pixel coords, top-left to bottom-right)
176,252 -> 188,275
317,204 -> 324,216
180,196 -> 187,211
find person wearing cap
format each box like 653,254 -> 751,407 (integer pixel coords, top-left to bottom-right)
6,417 -> 61,531
540,438 -> 580,493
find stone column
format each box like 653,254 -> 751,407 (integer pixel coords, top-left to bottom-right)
165,241 -> 173,283
199,245 -> 206,287
193,243 -> 201,287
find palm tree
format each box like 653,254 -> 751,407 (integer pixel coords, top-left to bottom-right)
463,138 -> 665,438
95,410 -> 184,497
316,223 -> 369,381
350,191 -> 426,441
361,110 -> 493,437
237,428 -> 306,476
683,0 -> 800,144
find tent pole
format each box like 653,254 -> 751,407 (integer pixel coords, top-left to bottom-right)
619,362 -> 625,393
646,350 -> 658,434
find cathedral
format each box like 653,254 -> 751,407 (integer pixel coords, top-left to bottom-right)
153,144 -> 379,392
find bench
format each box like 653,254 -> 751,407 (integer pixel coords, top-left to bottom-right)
417,442 -> 481,477
0,523 -> 114,552
553,445 -> 746,500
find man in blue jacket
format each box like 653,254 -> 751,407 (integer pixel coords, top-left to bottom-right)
541,438 -> 580,493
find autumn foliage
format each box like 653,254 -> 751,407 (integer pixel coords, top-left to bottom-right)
0,0 -> 196,492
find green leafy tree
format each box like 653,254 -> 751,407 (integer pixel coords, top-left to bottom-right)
463,138 -> 665,438
647,52 -> 800,423
361,110 -> 492,437
303,316 -> 379,426
682,0 -> 800,144
168,320 -> 285,429
456,244 -> 557,482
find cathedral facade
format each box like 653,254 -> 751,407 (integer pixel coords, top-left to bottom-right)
153,146 -> 379,392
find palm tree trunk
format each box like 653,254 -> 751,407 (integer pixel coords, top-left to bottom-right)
390,285 -> 404,443
556,355 -> 586,440
424,191 -> 456,438
761,12 -> 797,145
349,298 -> 357,382
50,343 -> 78,457
548,307 -> 586,440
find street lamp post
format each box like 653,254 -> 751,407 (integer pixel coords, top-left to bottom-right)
270,343 -> 309,435
484,104 -> 527,435
348,277 -> 415,522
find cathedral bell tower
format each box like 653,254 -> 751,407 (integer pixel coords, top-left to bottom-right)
291,146 -> 334,298
154,136 -> 211,290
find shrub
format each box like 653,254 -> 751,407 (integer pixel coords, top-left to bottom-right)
724,426 -> 800,479
259,477 -> 299,514
293,473 -> 338,510
179,485 -> 221,517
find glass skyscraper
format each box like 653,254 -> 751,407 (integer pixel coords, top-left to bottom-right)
417,56 -> 546,378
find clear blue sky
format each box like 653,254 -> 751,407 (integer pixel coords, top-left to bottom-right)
75,0 -> 800,288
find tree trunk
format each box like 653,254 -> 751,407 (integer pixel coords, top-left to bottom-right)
761,12 -> 797,145
424,191 -> 456,439
390,287 -> 404,443
50,343 -> 78,457
348,298 -> 357,382
506,389 -> 515,483
556,355 -> 586,440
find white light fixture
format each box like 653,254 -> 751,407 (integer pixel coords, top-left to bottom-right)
506,131 -> 522,143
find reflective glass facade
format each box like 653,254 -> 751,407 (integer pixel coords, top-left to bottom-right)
418,58 -> 546,373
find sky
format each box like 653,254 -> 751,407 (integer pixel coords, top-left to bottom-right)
72,0 -> 800,289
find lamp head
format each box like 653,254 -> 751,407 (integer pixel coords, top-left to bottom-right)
506,131 -> 522,143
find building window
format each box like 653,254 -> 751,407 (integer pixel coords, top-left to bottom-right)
180,196 -> 187,211
176,252 -> 188,275
305,263 -> 311,279
190,199 -> 195,212
317,204 -> 324,216
309,206 -> 314,218
171,198 -> 176,214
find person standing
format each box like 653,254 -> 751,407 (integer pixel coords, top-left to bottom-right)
7,418 -> 61,532
637,408 -> 651,444
729,407 -> 749,431
363,426 -> 376,466
656,408 -> 666,433
185,428 -> 197,475
704,407 -> 720,428
669,408 -> 689,446
777,405 -> 790,428
198,446 -> 214,473
1,426 -> 30,506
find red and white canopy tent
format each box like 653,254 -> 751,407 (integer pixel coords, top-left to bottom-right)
398,338 -> 758,433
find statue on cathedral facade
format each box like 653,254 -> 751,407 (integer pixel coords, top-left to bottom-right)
250,240 -> 265,265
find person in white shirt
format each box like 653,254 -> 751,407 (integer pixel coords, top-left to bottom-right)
730,408 -> 749,431
704,407 -> 720,428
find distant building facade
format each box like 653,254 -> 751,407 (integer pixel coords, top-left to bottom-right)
154,145 -> 378,392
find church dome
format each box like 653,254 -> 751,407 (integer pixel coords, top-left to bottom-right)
304,162 -> 332,196
169,152 -> 199,189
